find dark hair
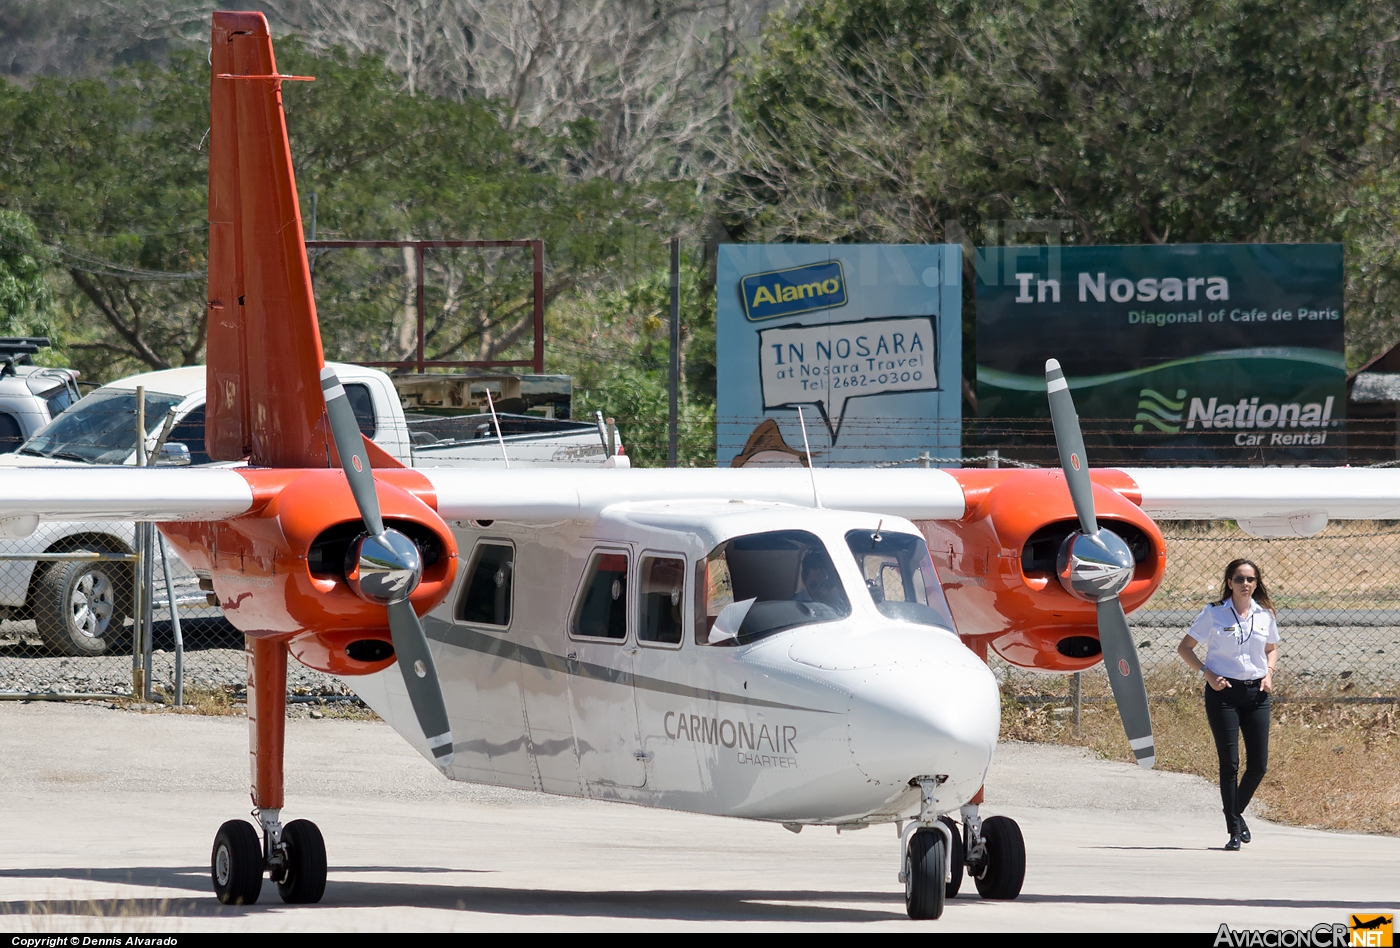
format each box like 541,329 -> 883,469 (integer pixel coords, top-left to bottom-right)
1217,558 -> 1275,615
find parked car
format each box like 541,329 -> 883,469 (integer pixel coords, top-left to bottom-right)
0,362 -> 622,655
0,337 -> 81,454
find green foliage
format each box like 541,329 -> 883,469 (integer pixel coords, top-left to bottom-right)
729,0 -> 1400,364
554,257 -> 716,466
0,209 -> 55,335
0,39 -> 693,382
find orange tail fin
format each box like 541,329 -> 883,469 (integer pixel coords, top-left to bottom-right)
206,11 -> 328,467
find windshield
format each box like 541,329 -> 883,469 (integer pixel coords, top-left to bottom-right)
695,529 -> 851,646
19,388 -> 184,464
845,529 -> 956,630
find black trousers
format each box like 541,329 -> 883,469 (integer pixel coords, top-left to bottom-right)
1204,679 -> 1270,834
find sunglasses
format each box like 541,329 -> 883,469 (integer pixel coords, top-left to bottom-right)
1231,575 -> 1257,584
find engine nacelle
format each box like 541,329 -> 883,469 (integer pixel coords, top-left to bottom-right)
160,467 -> 458,676
919,468 -> 1165,672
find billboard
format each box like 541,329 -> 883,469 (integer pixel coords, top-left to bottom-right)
975,244 -> 1345,463
716,245 -> 963,467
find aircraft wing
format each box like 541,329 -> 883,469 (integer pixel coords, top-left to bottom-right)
419,467 -> 969,522
1119,467 -> 1400,534
3,464 -> 1398,539
0,467 -> 254,526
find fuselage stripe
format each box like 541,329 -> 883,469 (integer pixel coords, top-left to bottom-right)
425,619 -> 834,714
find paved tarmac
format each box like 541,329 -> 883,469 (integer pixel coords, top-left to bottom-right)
0,702 -> 1395,932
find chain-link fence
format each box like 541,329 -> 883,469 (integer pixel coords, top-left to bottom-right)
998,520 -> 1400,703
0,523 -> 345,704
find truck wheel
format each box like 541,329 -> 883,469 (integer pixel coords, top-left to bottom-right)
33,550 -> 131,657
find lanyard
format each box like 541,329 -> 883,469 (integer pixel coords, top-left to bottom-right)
1228,607 -> 1254,645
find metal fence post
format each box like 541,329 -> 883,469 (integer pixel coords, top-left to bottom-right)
131,387 -> 146,699
668,236 -> 680,468
1071,671 -> 1082,736
158,533 -> 184,706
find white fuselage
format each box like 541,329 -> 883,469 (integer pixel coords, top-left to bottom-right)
351,501 -> 1001,826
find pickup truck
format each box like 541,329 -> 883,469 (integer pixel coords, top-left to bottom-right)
0,362 -> 623,656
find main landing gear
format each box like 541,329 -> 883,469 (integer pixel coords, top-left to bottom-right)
212,810 -> 327,905
899,780 -> 1025,920
211,636 -> 328,906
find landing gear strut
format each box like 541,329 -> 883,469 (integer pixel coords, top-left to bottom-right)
900,777 -> 954,919
210,636 -> 328,905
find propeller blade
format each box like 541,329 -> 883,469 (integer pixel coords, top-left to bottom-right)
1045,358 -> 1154,768
320,365 -> 385,536
387,598 -> 454,768
1044,359 -> 1097,536
1096,598 -> 1155,769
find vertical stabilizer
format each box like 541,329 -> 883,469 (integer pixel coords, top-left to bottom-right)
207,11 -> 329,467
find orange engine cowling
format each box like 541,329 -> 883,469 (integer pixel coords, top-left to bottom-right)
918,468 -> 1165,672
160,467 -> 458,676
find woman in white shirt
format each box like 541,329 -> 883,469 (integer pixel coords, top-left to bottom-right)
1177,558 -> 1280,851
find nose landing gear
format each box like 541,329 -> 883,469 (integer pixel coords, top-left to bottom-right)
898,782 -> 1026,919
211,810 -> 327,906
899,777 -> 955,919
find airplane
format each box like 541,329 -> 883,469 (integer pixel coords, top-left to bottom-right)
4,10 -> 1400,922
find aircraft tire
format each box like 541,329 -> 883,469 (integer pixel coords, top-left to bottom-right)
211,820 -> 263,905
939,815 -> 964,898
276,819 -> 327,904
904,828 -> 946,920
973,815 -> 1025,900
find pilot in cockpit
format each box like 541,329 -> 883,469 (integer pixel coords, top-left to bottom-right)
793,550 -> 843,607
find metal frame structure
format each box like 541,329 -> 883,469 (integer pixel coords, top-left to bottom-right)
306,239 -> 546,374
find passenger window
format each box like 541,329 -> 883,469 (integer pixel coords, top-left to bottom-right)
458,542 -> 514,627
0,413 -> 21,453
572,550 -> 629,640
638,555 -> 685,645
344,383 -> 377,437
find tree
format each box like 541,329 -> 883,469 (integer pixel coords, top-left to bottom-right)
726,0 -> 1400,365
263,0 -> 759,183
0,40 -> 695,380
555,256 -> 716,466
0,210 -> 56,337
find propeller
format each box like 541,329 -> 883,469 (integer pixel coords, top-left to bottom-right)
320,366 -> 454,768
1044,359 -> 1155,769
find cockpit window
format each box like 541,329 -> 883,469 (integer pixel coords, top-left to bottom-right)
845,529 -> 956,630
695,530 -> 850,647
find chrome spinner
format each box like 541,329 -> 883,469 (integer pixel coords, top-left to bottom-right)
345,529 -> 422,604
1055,529 -> 1134,602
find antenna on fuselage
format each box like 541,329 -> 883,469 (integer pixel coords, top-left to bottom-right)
796,406 -> 822,509
486,389 -> 511,469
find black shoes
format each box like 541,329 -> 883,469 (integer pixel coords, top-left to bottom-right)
1224,835 -> 1242,851
1238,816 -> 1251,844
